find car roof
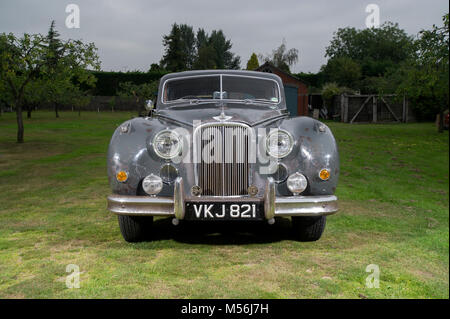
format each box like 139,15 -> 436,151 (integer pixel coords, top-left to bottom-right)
159,69 -> 283,83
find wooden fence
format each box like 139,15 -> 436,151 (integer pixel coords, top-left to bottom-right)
334,94 -> 415,123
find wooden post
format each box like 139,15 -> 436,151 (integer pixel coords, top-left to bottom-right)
343,94 -> 349,123
340,94 -> 345,122
373,96 -> 377,123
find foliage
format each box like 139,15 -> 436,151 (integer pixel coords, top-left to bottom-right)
325,22 -> 415,77
259,39 -> 298,73
90,70 -> 166,96
160,24 -> 240,71
117,81 -> 159,104
0,21 -> 100,142
320,56 -> 362,89
382,13 -> 449,123
393,14 -> 449,124
321,82 -> 356,107
246,53 -> 259,70
294,71 -> 326,91
321,82 -> 341,102
160,23 -> 195,71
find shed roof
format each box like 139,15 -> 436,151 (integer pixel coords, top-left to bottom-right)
256,62 -> 307,85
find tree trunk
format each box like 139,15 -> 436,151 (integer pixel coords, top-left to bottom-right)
54,102 -> 59,118
27,105 -> 32,119
15,102 -> 24,143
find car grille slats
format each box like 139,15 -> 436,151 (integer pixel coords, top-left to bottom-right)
195,123 -> 250,196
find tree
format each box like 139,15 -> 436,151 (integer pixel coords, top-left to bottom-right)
259,39 -> 298,73
325,22 -> 414,78
161,24 -> 241,71
391,13 -> 449,131
194,45 -> 217,69
0,32 -> 47,142
149,63 -> 161,72
246,53 -> 259,70
0,26 -> 100,142
208,30 -> 240,69
320,56 -> 362,89
160,23 -> 196,72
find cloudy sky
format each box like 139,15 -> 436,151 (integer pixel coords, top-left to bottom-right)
0,0 -> 448,73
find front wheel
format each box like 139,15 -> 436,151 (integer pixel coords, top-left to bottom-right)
118,215 -> 153,242
291,216 -> 326,241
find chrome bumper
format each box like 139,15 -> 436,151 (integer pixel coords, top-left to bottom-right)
107,177 -> 338,218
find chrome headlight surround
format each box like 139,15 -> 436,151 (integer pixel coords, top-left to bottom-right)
266,129 -> 294,159
152,130 -> 182,159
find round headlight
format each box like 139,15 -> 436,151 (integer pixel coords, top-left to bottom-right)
266,130 -> 294,158
287,172 -> 308,194
153,130 -> 182,159
142,174 -> 163,195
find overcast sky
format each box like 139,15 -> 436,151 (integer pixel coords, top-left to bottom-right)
0,0 -> 448,73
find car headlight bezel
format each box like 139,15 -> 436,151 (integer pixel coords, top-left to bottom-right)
152,130 -> 182,159
266,129 -> 294,159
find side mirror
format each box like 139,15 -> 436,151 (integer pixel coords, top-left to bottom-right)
145,100 -> 154,111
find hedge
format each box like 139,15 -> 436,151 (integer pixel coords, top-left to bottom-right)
90,70 -> 168,96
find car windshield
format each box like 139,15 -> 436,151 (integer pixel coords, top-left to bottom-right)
162,74 -> 280,104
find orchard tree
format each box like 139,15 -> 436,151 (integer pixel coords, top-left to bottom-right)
0,25 -> 100,142
0,32 -> 47,142
41,21 -> 99,118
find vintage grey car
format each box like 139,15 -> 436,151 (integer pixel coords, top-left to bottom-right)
107,70 -> 339,242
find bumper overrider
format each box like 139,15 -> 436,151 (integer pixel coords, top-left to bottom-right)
107,177 -> 338,219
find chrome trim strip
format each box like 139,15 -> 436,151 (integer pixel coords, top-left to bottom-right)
275,195 -> 338,216
107,195 -> 174,216
107,192 -> 338,217
174,177 -> 185,219
264,177 -> 276,220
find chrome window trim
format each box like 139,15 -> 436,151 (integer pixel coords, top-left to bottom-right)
160,74 -> 282,106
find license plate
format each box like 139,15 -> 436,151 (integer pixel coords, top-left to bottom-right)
185,202 -> 264,220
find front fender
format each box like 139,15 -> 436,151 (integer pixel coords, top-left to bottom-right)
278,116 -> 339,196
107,117 -> 168,195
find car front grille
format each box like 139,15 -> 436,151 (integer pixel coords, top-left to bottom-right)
194,122 -> 252,196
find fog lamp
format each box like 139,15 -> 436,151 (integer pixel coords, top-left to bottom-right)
287,172 -> 308,195
142,174 -> 163,195
116,171 -> 128,183
319,169 -> 330,181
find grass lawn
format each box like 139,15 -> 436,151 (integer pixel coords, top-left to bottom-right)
0,111 -> 448,299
